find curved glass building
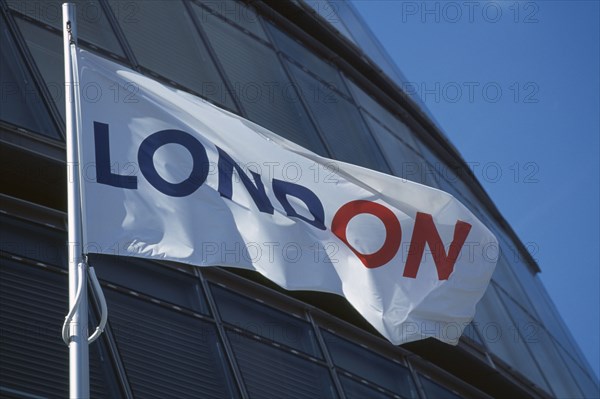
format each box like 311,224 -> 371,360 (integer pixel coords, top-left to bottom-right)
1,1 -> 598,398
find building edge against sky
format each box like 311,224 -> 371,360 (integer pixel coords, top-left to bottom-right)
0,0 -> 598,398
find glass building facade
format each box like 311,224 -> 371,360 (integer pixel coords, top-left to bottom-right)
0,0 -> 598,398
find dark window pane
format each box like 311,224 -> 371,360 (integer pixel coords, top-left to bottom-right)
364,113 -> 428,184
211,284 -> 321,357
228,332 -> 337,399
0,15 -> 59,138
419,375 -> 462,399
267,22 -> 348,95
322,330 -> 418,398
0,144 -> 66,210
7,0 -> 124,56
109,0 -> 234,109
345,78 -> 437,187
14,18 -> 65,120
288,62 -> 389,172
89,310 -> 126,398
346,78 -> 417,148
0,261 -> 120,398
195,0 -> 268,41
90,254 -> 209,314
106,289 -> 238,399
345,78 -> 400,134
339,374 -> 395,399
0,213 -> 65,267
198,8 -> 328,155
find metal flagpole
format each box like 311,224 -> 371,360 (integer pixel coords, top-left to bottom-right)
62,3 -> 90,398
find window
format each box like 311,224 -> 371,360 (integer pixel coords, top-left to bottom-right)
472,284 -> 549,392
345,78 -> 417,149
321,330 -> 418,398
532,273 -> 590,367
90,254 -> 209,314
329,1 -> 409,87
0,261 -> 120,397
267,22 -> 349,96
109,0 -> 234,109
0,14 -> 60,138
14,18 -> 65,120
195,0 -> 268,41
363,113 -> 425,183
287,61 -> 389,172
105,289 -> 237,398
339,375 -> 396,399
419,375 -> 463,399
197,7 -> 328,155
211,284 -> 321,357
0,213 -> 65,267
556,342 -> 600,398
489,253 -> 536,316
227,332 -> 337,398
497,288 -> 583,398
7,0 -> 125,57
500,237 -> 587,365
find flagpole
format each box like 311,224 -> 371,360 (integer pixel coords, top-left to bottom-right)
63,3 -> 89,398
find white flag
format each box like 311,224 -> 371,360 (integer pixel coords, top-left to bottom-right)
76,49 -> 497,345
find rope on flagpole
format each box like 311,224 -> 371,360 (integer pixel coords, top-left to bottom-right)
62,262 -> 85,344
87,267 -> 108,344
61,263 -> 107,345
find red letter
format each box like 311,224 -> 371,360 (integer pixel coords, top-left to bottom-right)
403,212 -> 471,280
332,200 -> 401,269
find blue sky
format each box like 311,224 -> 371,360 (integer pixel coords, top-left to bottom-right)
352,0 -> 599,380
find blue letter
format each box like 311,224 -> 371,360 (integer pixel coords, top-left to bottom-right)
94,122 -> 137,189
273,179 -> 325,230
138,130 -> 209,197
217,147 -> 274,214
